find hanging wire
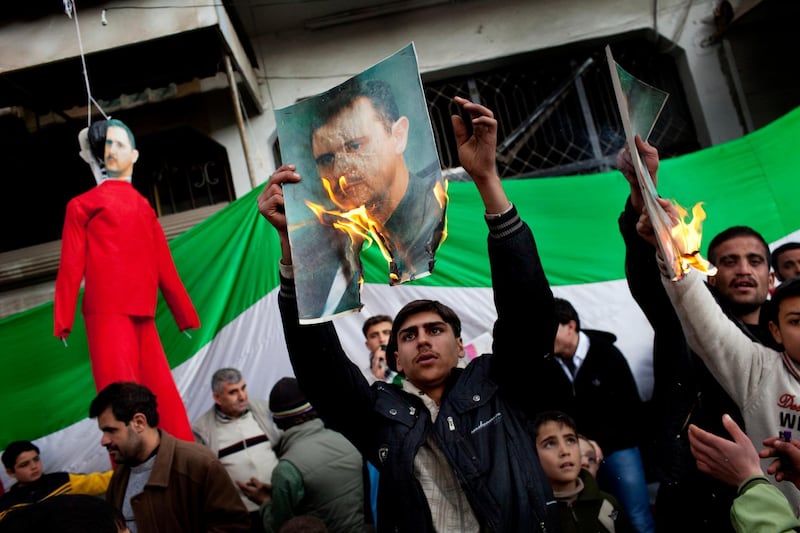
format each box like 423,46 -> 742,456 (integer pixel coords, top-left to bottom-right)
66,0 -> 109,125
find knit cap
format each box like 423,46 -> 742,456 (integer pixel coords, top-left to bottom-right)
269,377 -> 314,421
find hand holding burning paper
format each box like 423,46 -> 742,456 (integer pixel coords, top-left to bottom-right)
669,201 -> 717,278
607,45 -> 715,280
275,44 -> 447,323
640,197 -> 718,279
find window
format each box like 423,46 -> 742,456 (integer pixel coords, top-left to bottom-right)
134,127 -> 234,216
424,35 -> 699,179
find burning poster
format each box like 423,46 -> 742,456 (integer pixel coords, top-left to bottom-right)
275,43 -> 447,323
606,45 -> 715,280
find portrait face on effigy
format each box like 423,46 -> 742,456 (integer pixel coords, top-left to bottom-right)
104,124 -> 139,179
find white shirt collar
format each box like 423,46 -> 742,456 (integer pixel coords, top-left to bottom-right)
557,330 -> 590,381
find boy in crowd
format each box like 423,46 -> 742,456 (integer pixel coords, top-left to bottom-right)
534,411 -> 630,533
0,441 -> 112,521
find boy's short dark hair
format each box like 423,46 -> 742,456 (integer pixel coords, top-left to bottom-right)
2,441 -> 38,471
362,315 -> 393,338
385,300 -> 462,373
533,410 -> 578,437
553,297 -> 580,331
707,225 -> 770,266
89,382 -> 159,427
767,277 -> 800,325
772,242 -> 800,273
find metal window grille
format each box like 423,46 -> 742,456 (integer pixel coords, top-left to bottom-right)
425,37 -> 699,179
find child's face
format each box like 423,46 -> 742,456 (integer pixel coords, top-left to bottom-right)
536,421 -> 581,491
8,450 -> 42,484
578,438 -> 599,477
770,295 -> 800,362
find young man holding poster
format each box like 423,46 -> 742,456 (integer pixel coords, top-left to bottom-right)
259,97 -> 559,532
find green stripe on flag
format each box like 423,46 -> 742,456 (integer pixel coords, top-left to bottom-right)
2,106 -> 800,449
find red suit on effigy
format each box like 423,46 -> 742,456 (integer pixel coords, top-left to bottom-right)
54,179 -> 198,440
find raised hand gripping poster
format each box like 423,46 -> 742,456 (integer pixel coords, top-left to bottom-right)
276,43 -> 447,323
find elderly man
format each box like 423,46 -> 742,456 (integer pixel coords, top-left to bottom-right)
90,381 -> 249,533
192,368 -> 280,530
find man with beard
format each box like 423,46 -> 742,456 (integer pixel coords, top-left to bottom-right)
617,137 -> 777,532
90,382 -> 249,533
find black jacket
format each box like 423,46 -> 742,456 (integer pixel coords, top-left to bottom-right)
278,206 -> 560,532
532,329 -> 643,454
556,470 -> 632,533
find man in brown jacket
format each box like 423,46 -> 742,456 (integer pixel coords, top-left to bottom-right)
89,382 -> 250,533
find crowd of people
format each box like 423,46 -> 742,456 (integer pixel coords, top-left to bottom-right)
1,93 -> 800,533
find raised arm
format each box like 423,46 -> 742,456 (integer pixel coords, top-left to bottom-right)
617,142 -> 698,454
260,166 -> 377,456
257,165 -> 298,267
616,138 -> 680,333
617,135 -> 659,217
661,269 -> 768,407
452,96 -> 510,214
452,97 -> 555,411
